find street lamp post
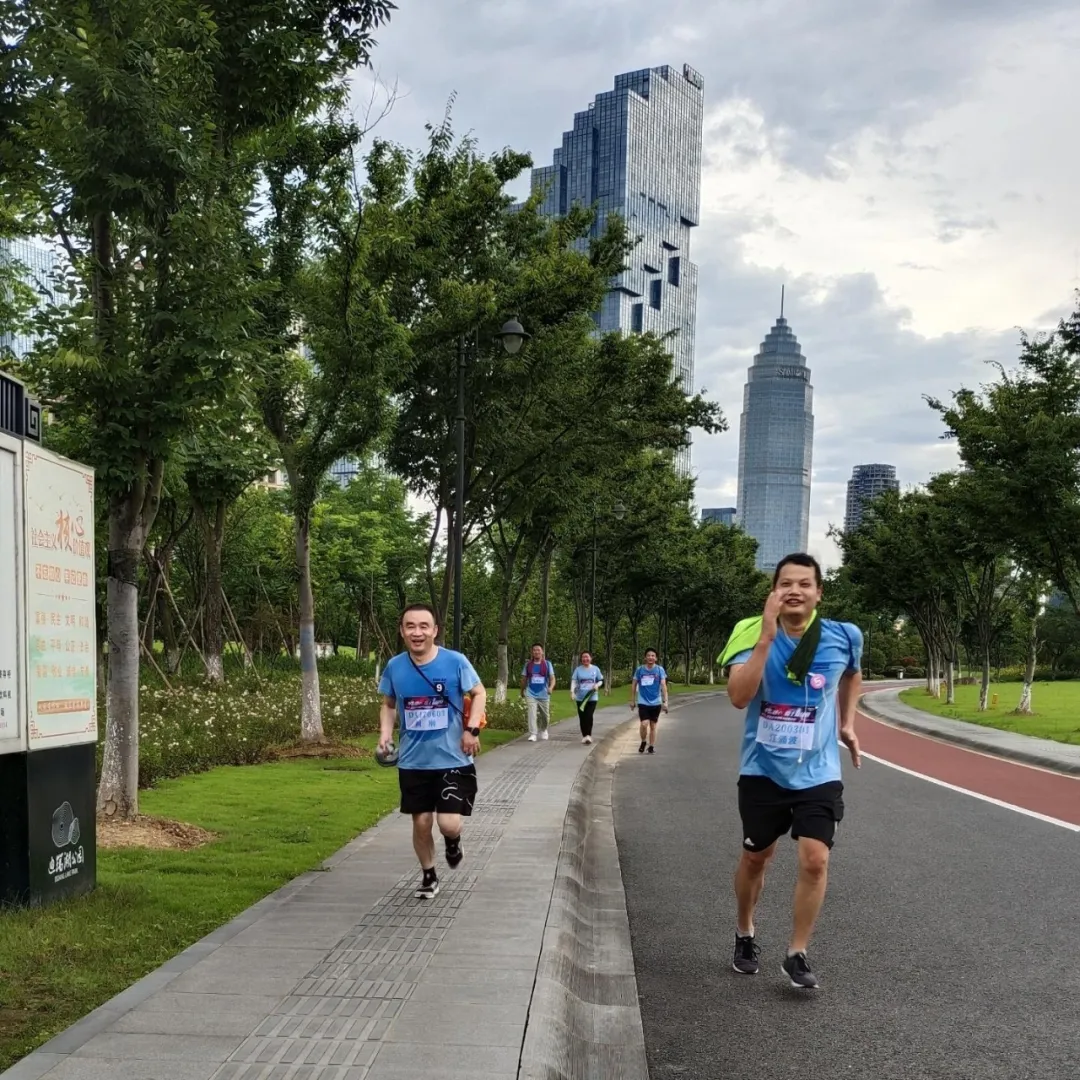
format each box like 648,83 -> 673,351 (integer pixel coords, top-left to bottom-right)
452,319 -> 529,651
588,502 -> 626,655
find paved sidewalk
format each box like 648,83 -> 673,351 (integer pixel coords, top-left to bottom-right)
862,685 -> 1080,776
2,706 -> 639,1080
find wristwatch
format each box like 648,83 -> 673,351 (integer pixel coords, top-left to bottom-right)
467,726 -> 482,737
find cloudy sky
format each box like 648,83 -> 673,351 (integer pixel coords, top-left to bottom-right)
353,0 -> 1079,566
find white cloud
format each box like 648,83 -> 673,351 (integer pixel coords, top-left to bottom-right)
354,0 -> 1080,567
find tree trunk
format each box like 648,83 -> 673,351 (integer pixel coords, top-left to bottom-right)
945,657 -> 955,705
157,549 -> 181,675
295,512 -> 325,742
142,558 -> 158,651
98,469 -> 163,820
200,501 -> 226,683
978,649 -> 991,711
1015,615 -> 1038,714
539,545 -> 553,648
496,589 -> 511,703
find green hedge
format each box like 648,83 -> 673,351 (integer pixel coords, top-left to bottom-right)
97,673 -> 528,789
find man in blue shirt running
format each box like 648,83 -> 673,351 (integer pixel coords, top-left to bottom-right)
631,648 -> 668,754
520,643 -> 556,743
378,604 -> 487,900
722,553 -> 862,989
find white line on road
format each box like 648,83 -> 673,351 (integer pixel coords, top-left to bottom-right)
859,749 -> 1080,833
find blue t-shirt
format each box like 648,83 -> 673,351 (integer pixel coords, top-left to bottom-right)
729,620 -> 862,790
522,660 -> 554,700
378,648 -> 481,771
633,665 -> 667,706
571,665 -> 604,703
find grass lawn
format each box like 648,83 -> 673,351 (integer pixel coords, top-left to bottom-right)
0,730 -> 519,1071
898,682 -> 1080,745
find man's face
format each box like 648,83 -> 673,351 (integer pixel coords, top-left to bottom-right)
580,652 -> 592,666
531,645 -> 544,662
401,610 -> 437,653
644,651 -> 658,666
773,563 -> 823,620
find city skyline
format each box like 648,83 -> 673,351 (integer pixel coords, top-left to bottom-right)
348,1 -> 1076,566
526,64 -> 704,472
736,305 -> 814,570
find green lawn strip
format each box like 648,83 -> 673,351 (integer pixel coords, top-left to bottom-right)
0,731 -> 517,1070
898,684 -> 1080,745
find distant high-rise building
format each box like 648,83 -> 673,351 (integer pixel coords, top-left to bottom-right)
844,464 -> 899,533
1,237 -> 59,358
329,458 -> 359,489
701,507 -> 736,526
736,300 -> 814,570
527,64 -> 705,473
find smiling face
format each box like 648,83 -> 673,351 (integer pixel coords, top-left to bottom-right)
773,560 -> 823,623
531,644 -> 544,662
644,649 -> 658,668
580,651 -> 592,667
401,607 -> 438,656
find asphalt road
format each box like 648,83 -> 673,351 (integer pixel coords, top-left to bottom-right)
613,694 -> 1080,1080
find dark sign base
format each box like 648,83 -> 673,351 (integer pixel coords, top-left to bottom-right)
0,743 -> 97,907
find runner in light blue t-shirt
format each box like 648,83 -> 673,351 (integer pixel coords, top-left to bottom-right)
631,649 -> 668,754
570,651 -> 604,744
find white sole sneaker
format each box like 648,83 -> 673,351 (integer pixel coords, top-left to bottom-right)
527,734 -> 537,742
541,731 -> 549,740
415,882 -> 440,899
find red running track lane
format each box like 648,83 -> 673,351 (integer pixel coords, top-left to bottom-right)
856,688 -> 1080,827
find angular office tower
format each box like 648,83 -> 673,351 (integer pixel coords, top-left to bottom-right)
844,463 -> 899,533
528,65 -> 705,472
736,311 -> 814,570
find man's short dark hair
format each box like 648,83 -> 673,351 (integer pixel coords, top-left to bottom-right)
531,642 -> 545,650
773,553 -> 823,588
400,602 -> 439,625
644,647 -> 658,656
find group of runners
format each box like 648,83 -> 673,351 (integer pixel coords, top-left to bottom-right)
377,550 -> 862,989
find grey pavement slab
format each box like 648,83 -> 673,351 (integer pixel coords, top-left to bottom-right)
2,701 -> 659,1080
861,685 -> 1080,774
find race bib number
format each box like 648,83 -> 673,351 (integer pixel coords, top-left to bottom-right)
579,679 -> 596,693
403,695 -> 450,732
530,674 -> 547,687
640,674 -> 656,687
756,701 -> 816,751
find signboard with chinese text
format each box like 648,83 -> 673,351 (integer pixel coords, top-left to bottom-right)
0,434 -> 24,751
23,447 -> 97,749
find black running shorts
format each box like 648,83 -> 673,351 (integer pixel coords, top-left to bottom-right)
638,704 -> 662,722
398,765 -> 478,817
737,775 -> 844,852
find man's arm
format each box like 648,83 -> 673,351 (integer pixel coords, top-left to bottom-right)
378,695 -> 397,751
520,668 -> 528,695
660,677 -> 669,709
837,670 -> 862,767
548,663 -> 556,694
630,677 -> 639,709
726,638 -> 774,709
468,682 -> 488,720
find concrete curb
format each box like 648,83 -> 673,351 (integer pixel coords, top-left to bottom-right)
519,718 -> 649,1080
860,687 -> 1080,777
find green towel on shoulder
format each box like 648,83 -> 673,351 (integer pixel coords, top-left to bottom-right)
718,610 -> 821,684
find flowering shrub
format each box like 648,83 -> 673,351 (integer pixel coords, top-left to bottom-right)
100,673 -> 528,788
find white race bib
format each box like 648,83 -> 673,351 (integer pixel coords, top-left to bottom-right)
640,674 -> 656,687
756,701 -> 816,751
403,695 -> 450,732
530,674 -> 546,686
579,679 -> 596,693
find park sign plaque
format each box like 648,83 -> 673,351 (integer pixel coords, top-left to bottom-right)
0,371 -> 98,907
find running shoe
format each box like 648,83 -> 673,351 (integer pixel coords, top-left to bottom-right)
527,733 -> 537,742
415,870 -> 439,900
782,952 -> 820,989
639,740 -> 647,753
647,746 -> 655,754
445,836 -> 463,869
732,934 -> 760,975
541,729 -> 549,740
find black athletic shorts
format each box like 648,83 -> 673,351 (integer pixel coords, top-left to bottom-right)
398,765 -> 478,816
638,704 -> 662,722
737,775 -> 844,852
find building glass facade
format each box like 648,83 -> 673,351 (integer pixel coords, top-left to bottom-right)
844,463 -> 899,533
701,506 -> 736,526
736,317 -> 814,570
527,65 -> 705,473
0,238 -> 59,359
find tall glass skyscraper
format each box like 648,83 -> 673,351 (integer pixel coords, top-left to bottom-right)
736,313 -> 814,570
844,463 -> 899,533
0,237 -> 59,358
527,64 -> 705,472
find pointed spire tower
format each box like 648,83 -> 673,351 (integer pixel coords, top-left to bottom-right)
735,293 -> 814,569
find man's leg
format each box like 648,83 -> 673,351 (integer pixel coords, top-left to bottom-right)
411,812 -> 436,869
789,837 -> 830,955
436,812 -> 462,844
648,717 -> 658,747
539,698 -> 551,737
735,843 -> 776,936
527,697 -> 538,740
436,765 -> 477,869
638,709 -> 648,751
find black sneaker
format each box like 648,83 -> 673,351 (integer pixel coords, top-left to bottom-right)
415,870 -> 439,900
639,740 -> 647,753
732,934 -> 760,975
445,836 -> 463,869
782,951 -> 820,989
647,745 -> 655,754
